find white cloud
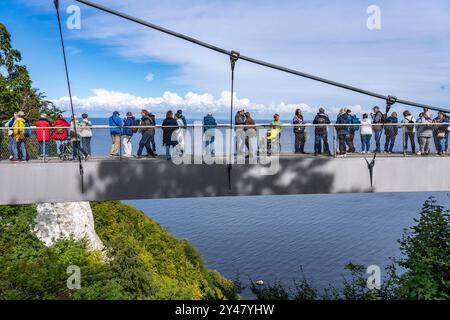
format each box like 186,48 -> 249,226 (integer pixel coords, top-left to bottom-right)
52,88 -> 367,116
145,73 -> 155,82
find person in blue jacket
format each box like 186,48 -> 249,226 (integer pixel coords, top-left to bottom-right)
122,112 -> 135,157
347,109 -> 360,153
108,111 -> 123,156
336,108 -> 351,157
384,112 -> 399,153
203,112 -> 217,155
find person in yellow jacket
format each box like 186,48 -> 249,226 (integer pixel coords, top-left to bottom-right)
267,114 -> 282,155
12,112 -> 28,161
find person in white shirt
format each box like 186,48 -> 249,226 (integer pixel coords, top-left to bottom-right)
360,113 -> 372,153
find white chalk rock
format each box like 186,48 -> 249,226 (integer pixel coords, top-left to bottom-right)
34,202 -> 104,251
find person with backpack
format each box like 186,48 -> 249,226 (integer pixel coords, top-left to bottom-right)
384,112 -> 399,153
433,112 -> 449,155
79,113 -> 93,156
347,109 -> 360,153
122,112 -> 135,157
52,114 -> 70,155
12,111 -> 29,161
69,114 -> 89,160
360,113 -> 372,154
401,110 -> 416,154
371,106 -> 384,152
108,111 -> 122,156
312,107 -> 331,156
176,109 -> 187,126
162,110 -> 179,160
136,109 -> 156,159
335,108 -> 351,157
174,112 -> 185,157
35,113 -> 52,157
293,109 -> 306,154
203,112 -> 217,156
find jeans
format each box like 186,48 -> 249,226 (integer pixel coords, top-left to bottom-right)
81,137 -> 92,155
446,131 -> 449,152
137,132 -> 154,156
314,132 -> 330,154
404,131 -> 416,153
438,138 -> 446,154
385,134 -> 396,152
9,136 -> 16,159
165,145 -> 173,159
294,131 -> 306,153
361,135 -> 371,152
38,141 -> 50,156
205,133 -> 215,155
346,132 -> 355,153
236,129 -> 246,155
16,139 -> 27,161
373,130 -> 382,152
56,139 -> 64,154
338,134 -> 347,155
433,133 -> 441,152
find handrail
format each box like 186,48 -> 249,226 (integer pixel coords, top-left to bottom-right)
1,123 -> 448,130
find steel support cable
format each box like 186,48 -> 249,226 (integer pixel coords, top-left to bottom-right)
228,51 -> 240,190
76,0 -> 450,113
54,0 -> 84,193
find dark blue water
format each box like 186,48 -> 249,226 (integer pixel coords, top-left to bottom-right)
126,192 -> 449,299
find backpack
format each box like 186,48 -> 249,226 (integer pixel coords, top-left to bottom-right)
132,119 -> 140,133
24,122 -> 31,137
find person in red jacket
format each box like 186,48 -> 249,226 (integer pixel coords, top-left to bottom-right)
52,114 -> 70,154
35,114 -> 52,157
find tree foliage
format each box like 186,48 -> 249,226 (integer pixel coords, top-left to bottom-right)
0,23 -> 60,120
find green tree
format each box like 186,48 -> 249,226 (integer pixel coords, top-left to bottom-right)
394,197 -> 450,299
0,23 -> 60,119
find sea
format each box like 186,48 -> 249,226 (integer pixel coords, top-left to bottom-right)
88,117 -> 447,298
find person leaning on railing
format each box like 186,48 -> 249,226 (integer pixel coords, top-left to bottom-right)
417,111 -> 434,156
79,113 -> 93,156
108,111 -> 122,157
244,112 -> 257,158
122,112 -> 135,158
433,111 -> 449,156
52,114 -> 70,155
371,106 -> 384,153
162,110 -> 179,161
136,109 -> 156,159
203,112 -> 217,156
384,112 -> 399,154
360,113 -> 373,154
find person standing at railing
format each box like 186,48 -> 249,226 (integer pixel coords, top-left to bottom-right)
12,111 -> 29,162
69,115 -> 89,161
35,113 -> 52,158
79,113 -> 93,156
417,111 -> 434,156
371,106 -> 384,153
293,109 -> 306,154
360,113 -> 372,154
176,109 -> 187,126
136,109 -> 156,159
433,112 -> 449,156
122,112 -> 135,158
203,112 -> 217,156
347,109 -> 360,153
235,109 -> 246,156
174,112 -> 185,156
108,111 -> 122,157
52,114 -> 70,155
384,112 -> 399,154
336,108 -> 351,157
401,110 -> 416,154
162,110 -> 179,160
5,113 -> 17,161
244,112 -> 257,159
312,107 -> 331,157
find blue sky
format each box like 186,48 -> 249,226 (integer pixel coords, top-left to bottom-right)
1,0 -> 449,118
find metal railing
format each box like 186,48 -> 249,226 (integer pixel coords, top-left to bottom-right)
0,122 -> 449,162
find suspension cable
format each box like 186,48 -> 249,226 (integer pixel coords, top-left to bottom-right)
54,0 -> 85,193
76,0 -> 449,114
228,51 -> 240,190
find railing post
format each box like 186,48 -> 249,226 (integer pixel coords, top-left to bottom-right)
43,129 -> 46,163
332,125 -> 337,158
191,124 -> 194,163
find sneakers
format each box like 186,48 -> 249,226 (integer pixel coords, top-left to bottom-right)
416,151 -> 422,156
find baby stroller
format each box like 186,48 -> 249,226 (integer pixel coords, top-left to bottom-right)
59,140 -> 73,161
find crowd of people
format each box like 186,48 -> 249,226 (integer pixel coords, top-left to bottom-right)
1,106 -> 449,162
